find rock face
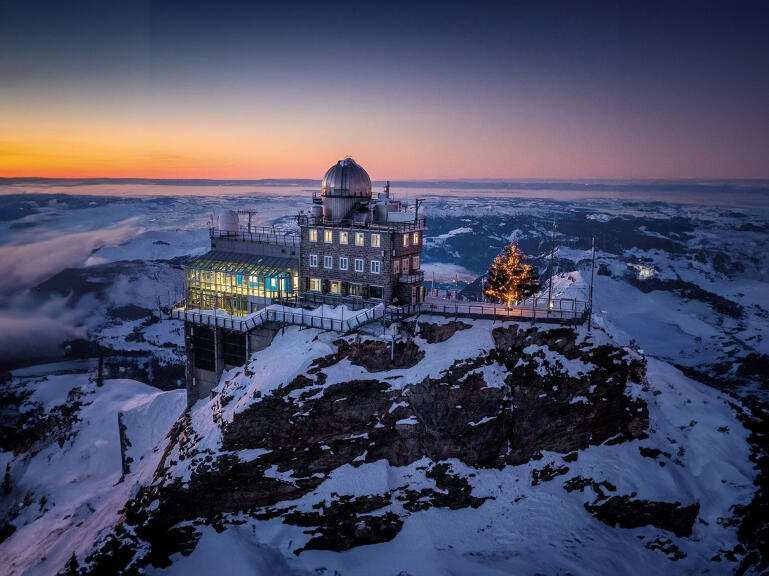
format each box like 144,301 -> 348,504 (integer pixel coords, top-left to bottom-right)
79,322 -> 655,573
585,496 -> 700,538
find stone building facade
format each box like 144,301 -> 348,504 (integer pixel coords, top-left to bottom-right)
297,157 -> 426,305
298,224 -> 424,304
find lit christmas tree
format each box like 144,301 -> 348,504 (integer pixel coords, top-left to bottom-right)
484,242 -> 540,308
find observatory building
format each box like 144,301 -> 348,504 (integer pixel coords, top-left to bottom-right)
297,157 -> 426,305
174,157 -> 426,405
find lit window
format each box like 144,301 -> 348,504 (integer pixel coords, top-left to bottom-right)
309,229 -> 318,242
403,234 -> 409,247
339,257 -> 348,270
330,281 -> 341,294
324,230 -> 333,243
413,232 -> 419,244
412,255 -> 420,269
309,278 -> 322,291
354,258 -> 364,272
371,233 -> 381,248
340,231 -> 349,245
309,254 -> 318,267
324,255 -> 333,269
393,260 -> 400,274
371,260 -> 381,274
355,232 -> 365,246
349,282 -> 363,297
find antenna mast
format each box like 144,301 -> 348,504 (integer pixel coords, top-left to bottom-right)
588,236 -> 596,330
547,219 -> 556,311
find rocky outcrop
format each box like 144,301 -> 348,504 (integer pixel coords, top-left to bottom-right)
414,321 -> 471,343
78,324 -> 650,573
312,339 -> 425,373
585,496 -> 700,538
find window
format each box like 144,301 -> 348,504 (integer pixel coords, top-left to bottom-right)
412,255 -> 420,269
413,232 -> 419,244
324,230 -> 333,243
403,234 -> 409,247
309,278 -> 322,291
355,232 -> 365,246
324,255 -> 333,269
309,229 -> 318,242
354,258 -> 364,272
369,285 -> 384,299
339,231 -> 349,245
329,281 -> 341,294
339,257 -> 348,270
349,282 -> 363,297
371,233 -> 381,248
371,260 -> 381,274
309,254 -> 318,267
393,260 -> 400,274
403,258 -> 410,272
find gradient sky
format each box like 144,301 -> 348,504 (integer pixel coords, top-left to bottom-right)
1,0 -> 768,180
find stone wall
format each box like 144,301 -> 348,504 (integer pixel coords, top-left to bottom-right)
298,225 -> 425,304
299,225 -> 395,302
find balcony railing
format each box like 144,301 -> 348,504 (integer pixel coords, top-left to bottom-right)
398,270 -> 425,284
296,214 -> 427,233
209,226 -> 300,247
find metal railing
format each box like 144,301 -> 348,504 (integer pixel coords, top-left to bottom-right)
388,297 -> 589,325
398,270 -> 425,284
209,226 -> 300,247
171,302 -> 386,334
296,214 -> 427,233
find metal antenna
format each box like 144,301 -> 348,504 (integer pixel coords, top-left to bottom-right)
547,219 -> 556,312
588,235 -> 596,331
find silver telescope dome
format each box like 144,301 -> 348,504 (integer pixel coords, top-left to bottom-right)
321,157 -> 372,198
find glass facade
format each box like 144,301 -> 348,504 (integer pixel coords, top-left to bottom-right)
184,250 -> 294,316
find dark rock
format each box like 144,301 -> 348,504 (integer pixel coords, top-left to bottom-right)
416,321 -> 472,344
531,463 -> 569,485
585,495 -> 700,538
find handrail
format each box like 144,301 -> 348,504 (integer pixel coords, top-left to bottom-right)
171,302 -> 385,333
296,214 -> 427,232
209,227 -> 300,247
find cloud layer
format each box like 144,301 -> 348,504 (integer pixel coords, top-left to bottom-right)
0,220 -> 139,297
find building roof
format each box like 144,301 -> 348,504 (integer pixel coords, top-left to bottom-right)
321,157 -> 372,198
189,250 -> 296,277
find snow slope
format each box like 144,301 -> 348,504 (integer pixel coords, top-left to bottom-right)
0,376 -> 185,576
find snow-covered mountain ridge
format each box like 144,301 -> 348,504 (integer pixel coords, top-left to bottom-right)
46,318 -> 756,576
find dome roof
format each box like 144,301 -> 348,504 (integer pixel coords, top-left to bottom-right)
321,157 -> 372,198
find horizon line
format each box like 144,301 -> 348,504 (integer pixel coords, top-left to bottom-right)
3,176 -> 769,185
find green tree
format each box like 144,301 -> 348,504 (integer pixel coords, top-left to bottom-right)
484,242 -> 540,307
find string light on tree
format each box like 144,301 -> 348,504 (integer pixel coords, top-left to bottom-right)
484,241 -> 540,308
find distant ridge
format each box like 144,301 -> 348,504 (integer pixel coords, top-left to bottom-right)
2,177 -> 769,194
